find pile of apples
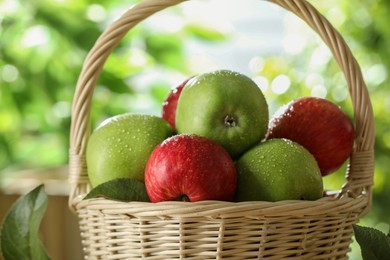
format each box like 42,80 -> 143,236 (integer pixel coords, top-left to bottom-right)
86,70 -> 354,203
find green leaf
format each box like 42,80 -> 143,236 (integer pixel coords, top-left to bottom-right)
0,184 -> 50,260
84,178 -> 150,202
353,224 -> 390,260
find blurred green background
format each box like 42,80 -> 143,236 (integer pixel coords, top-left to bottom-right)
1,0 -> 389,258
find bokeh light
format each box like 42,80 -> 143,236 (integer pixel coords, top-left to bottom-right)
271,74 -> 290,94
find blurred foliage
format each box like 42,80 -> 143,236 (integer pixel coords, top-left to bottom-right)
245,2 -> 390,250
0,0 -> 203,170
332,0 -> 390,228
264,0 -> 390,226
250,3 -> 390,257
0,0 -> 388,248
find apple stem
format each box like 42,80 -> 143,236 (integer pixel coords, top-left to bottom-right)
224,115 -> 237,127
180,195 -> 190,202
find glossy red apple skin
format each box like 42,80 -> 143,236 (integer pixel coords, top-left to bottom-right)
145,134 -> 237,202
266,97 -> 355,176
162,77 -> 193,130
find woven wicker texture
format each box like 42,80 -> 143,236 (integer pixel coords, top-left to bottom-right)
69,0 -> 375,259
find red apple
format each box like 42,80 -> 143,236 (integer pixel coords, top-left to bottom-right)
145,134 -> 237,202
266,97 -> 354,176
162,77 -> 193,130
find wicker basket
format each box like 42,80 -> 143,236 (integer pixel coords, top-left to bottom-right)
69,0 -> 375,259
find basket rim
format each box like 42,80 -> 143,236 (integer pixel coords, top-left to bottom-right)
68,0 -> 375,216
72,194 -> 368,218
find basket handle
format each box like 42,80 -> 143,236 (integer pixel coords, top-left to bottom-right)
69,0 -> 375,214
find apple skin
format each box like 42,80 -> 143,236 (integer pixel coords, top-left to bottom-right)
175,70 -> 269,159
235,138 -> 323,202
162,77 -> 193,131
266,97 -> 354,176
144,134 -> 237,202
86,113 -> 175,187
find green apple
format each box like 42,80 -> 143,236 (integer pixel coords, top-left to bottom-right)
86,113 -> 174,187
235,138 -> 323,202
175,70 -> 269,158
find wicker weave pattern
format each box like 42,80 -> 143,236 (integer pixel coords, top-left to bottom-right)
75,198 -> 363,259
69,0 -> 375,259
80,215 -> 352,259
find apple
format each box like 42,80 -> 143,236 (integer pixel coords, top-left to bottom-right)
235,138 -> 323,202
86,113 -> 174,187
266,97 -> 354,176
162,77 -> 193,130
144,134 -> 237,202
175,70 -> 269,158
